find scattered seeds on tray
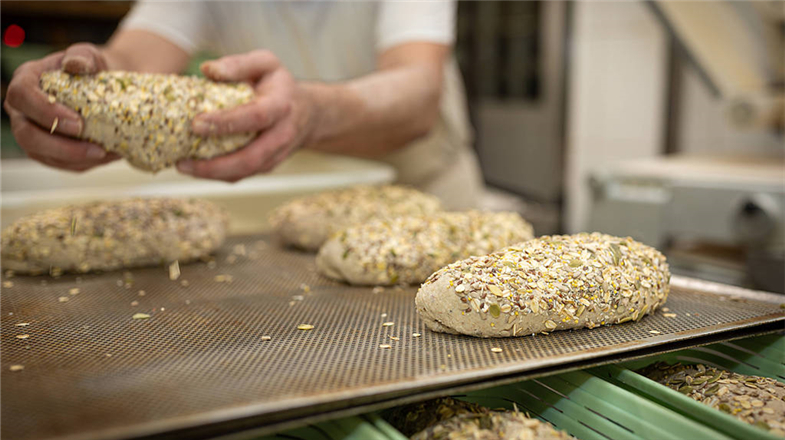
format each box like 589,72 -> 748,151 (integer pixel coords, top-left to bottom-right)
649,330 -> 661,334
9,365 -> 24,372
373,287 -> 385,294
16,335 -> 29,340
261,336 -> 272,341
491,347 -> 503,353
131,301 -> 139,307
2,281 -> 13,288
663,313 -> 677,318
169,261 -> 181,281
180,280 -> 189,287
138,290 -> 146,296
412,333 -> 422,337
58,297 -> 69,303
69,288 -> 80,295
383,322 -> 394,327
292,295 -> 304,301
379,344 -> 392,349
214,274 -> 233,283
300,284 -> 311,293
132,313 -> 151,320
297,324 -> 314,331
390,336 -> 400,341
14,323 -> 29,327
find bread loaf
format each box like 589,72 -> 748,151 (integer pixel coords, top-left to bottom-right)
416,233 -> 670,337
40,70 -> 256,172
317,211 -> 533,285
1,198 -> 228,274
383,397 -> 489,437
410,410 -> 575,440
639,362 -> 785,435
269,185 -> 442,251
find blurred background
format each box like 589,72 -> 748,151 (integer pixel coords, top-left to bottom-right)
1,1 -> 783,292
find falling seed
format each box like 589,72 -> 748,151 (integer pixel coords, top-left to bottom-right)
50,117 -> 59,134
9,365 -> 24,372
382,322 -> 394,327
160,308 -> 165,312
58,297 -> 69,303
132,313 -> 151,320
169,261 -> 181,281
138,290 -> 146,296
131,301 -> 139,307
261,336 -> 272,341
16,334 -> 30,339
14,323 -> 29,327
379,344 -> 392,349
69,288 -> 80,295
663,313 -> 677,318
297,324 -> 314,330
491,347 -> 503,353
412,333 -> 422,337
2,281 -> 13,288
649,330 -> 661,334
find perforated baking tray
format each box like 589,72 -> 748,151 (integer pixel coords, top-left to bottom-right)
2,235 -> 783,440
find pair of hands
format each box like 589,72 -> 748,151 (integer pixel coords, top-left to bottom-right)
4,44 -> 314,182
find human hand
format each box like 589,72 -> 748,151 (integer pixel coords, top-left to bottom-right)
176,50 -> 315,182
3,43 -> 119,171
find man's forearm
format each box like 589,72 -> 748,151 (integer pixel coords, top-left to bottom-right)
303,63 -> 443,158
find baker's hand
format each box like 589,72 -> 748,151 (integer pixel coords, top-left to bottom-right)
177,50 -> 315,182
3,43 -> 118,172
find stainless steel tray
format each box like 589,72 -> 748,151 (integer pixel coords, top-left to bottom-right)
2,235 -> 783,440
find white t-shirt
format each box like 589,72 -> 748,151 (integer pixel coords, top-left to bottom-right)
121,1 -> 483,209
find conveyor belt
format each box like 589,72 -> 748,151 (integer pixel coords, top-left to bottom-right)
2,235 -> 783,440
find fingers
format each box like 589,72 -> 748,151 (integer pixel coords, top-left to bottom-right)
192,94 -> 291,136
7,107 -> 110,165
178,119 -> 295,182
200,50 -> 280,82
61,43 -> 108,75
5,53 -> 84,137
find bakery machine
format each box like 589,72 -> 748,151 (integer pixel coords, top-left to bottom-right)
589,1 -> 785,293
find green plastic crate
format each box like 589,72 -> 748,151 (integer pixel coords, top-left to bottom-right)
256,415 -> 406,440
460,369 -> 729,440
592,334 -> 784,440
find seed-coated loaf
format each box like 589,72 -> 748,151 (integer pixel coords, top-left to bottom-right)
269,185 -> 443,252
383,397 -> 489,437
1,198 -> 228,274
416,233 -> 670,338
411,410 -> 575,440
40,70 -> 256,172
317,211 -> 534,285
640,362 -> 785,436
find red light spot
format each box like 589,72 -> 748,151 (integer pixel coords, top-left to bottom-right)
4,24 -> 25,48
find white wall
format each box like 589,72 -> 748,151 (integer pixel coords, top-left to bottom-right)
564,1 -> 669,233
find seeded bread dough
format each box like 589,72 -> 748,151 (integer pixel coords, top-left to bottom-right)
416,233 -> 670,338
383,397 -> 489,437
639,362 -> 785,435
40,70 -> 256,172
1,198 -> 228,275
317,211 -> 534,285
411,410 -> 575,440
269,185 -> 443,252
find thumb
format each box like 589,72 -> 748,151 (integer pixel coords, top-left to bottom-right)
200,50 -> 279,83
62,43 -> 108,75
